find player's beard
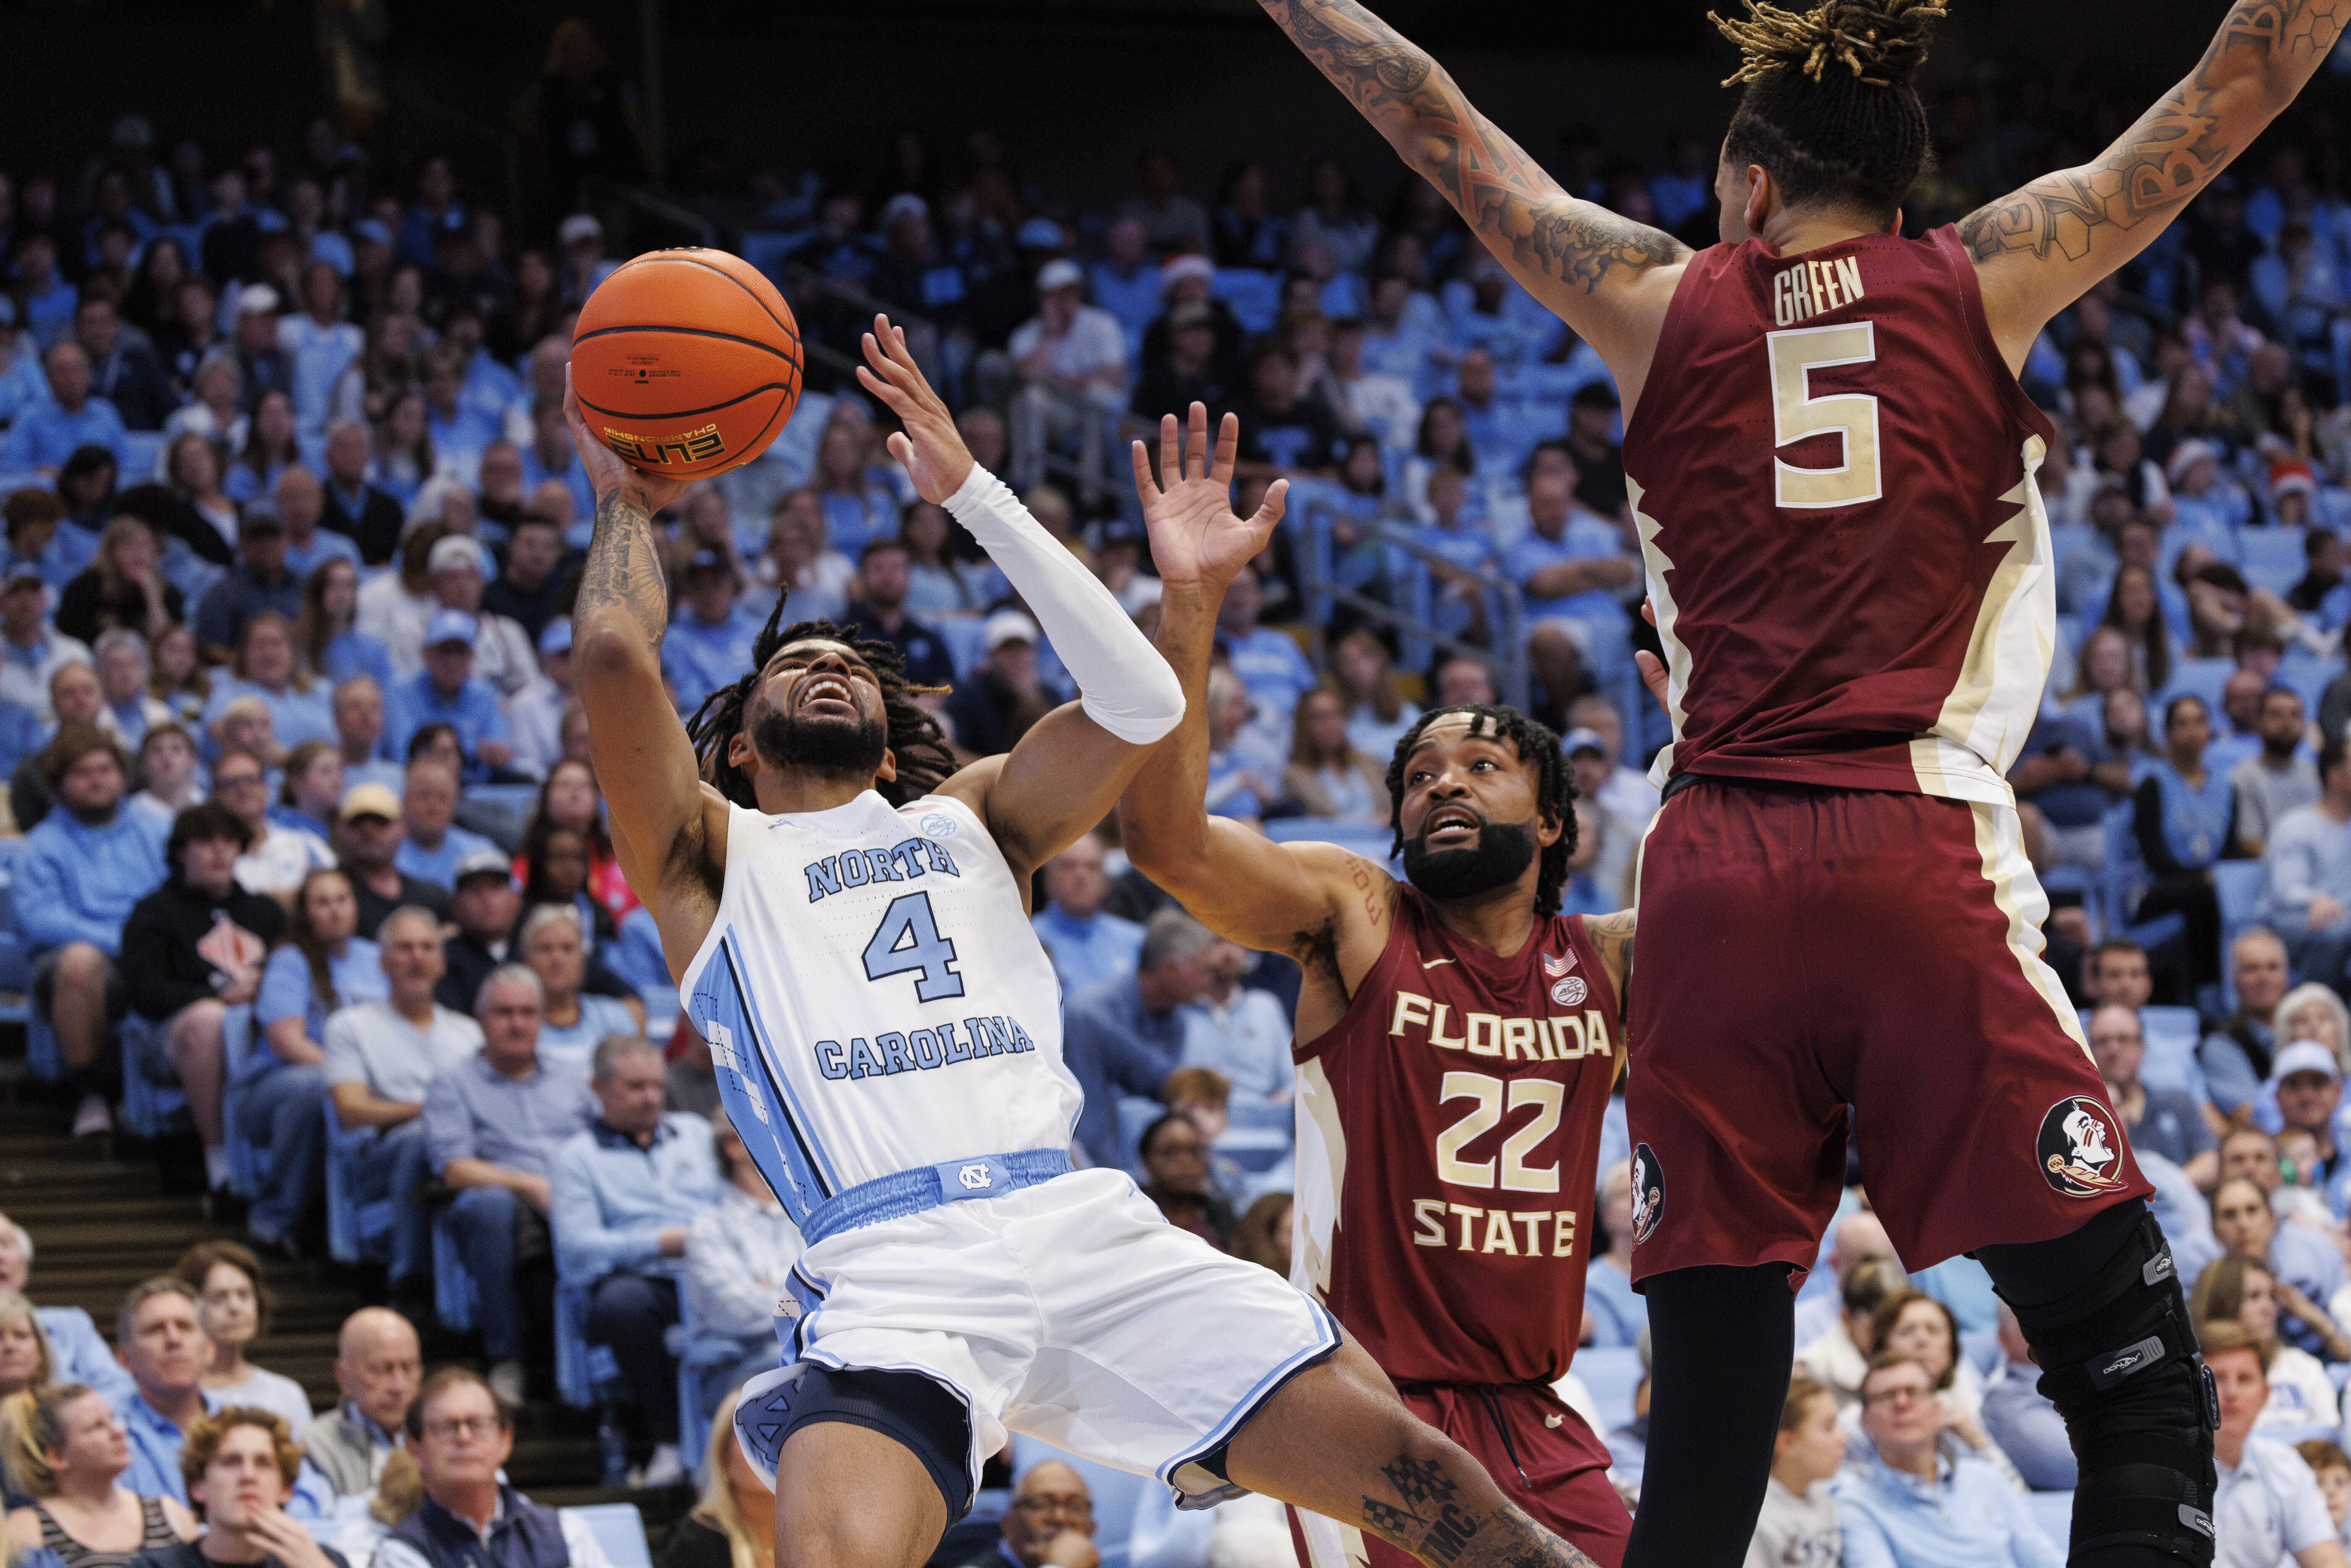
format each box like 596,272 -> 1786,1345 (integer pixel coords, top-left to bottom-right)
752,706 -> 889,782
1401,813 -> 1539,901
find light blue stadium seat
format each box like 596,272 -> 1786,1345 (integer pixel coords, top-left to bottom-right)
1011,1437 -> 1149,1568
431,1212 -> 479,1332
935,617 -> 988,682
323,1098 -> 395,1265
640,985 -> 681,1041
0,472 -> 47,498
554,1277 -> 626,1409
562,1504 -> 651,1568
2157,658 -> 2234,716
117,1014 -> 188,1138
456,784 -> 540,852
1264,819 -> 1392,859
1116,1094 -> 1163,1176
120,431 -> 164,480
2239,528 -> 2307,594
1210,269 -> 1282,337
2214,860 -> 2267,938
2138,1006 -> 2211,1104
2275,651 -> 2343,715
1570,1345 -> 1645,1434
218,1006 -> 263,1197
2029,1491 -> 2075,1546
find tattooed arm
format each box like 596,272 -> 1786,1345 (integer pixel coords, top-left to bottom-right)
1964,0 -> 2349,367
564,371 -> 726,974
1580,909 -> 1635,1033
1259,0 -> 1689,403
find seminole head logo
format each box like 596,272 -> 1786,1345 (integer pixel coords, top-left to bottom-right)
2038,1096 -> 2129,1199
1629,1144 -> 1665,1244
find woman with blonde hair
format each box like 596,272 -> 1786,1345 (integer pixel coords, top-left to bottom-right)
203,614 -> 334,753
655,1391 -> 772,1568
1327,629 -> 1419,760
54,521 -> 180,649
2188,1254 -> 2338,1429
1283,686 -> 1388,823
0,1292 -> 52,1401
2,1384 -> 196,1565
147,628 -> 208,728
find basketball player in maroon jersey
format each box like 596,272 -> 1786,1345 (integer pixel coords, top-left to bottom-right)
1120,406 -> 1636,1568
1264,0 -> 2351,1564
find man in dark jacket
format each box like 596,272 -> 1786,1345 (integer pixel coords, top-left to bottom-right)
121,801 -> 285,1208
436,850 -> 634,1015
379,1367 -> 587,1568
321,422 -> 407,566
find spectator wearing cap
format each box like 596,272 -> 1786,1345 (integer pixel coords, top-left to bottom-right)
335,780 -> 453,937
120,801 -> 285,1200
325,905 -> 483,1304
559,212 -> 618,304
662,549 -> 762,714
21,725 -> 164,1137
1008,259 -> 1128,491
231,286 -> 294,416
437,850 -> 526,1012
2264,738 -> 2351,991
2268,1039 -> 2351,1210
550,1036 -> 721,1488
426,536 -> 538,703
2166,437 -> 2253,539
394,757 -> 498,890
386,611 -> 515,782
331,678 -> 404,795
482,515 -> 572,643
319,422 -> 405,567
508,621 -> 577,781
1564,695 -> 1659,828
0,565 -> 94,721
192,511 -> 303,661
1031,833 -> 1146,997
944,610 -> 1051,759
841,538 -> 957,689
3,342 -> 131,475
1140,253 -> 1245,389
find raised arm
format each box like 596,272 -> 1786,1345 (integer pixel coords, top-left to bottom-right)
1117,406 -> 1395,1014
1962,0 -> 2350,365
853,319 -> 1188,883
565,371 -> 727,966
1260,0 -> 1690,387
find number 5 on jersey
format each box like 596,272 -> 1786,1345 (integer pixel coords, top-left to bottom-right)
1769,321 -> 1881,510
862,891 -> 965,1001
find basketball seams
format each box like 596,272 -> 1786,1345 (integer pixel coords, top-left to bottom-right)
573,322 -> 804,368
576,378 -> 800,423
601,251 -> 799,345
578,386 -> 791,478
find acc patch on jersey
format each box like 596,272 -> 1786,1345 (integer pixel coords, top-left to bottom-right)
2037,1095 -> 2130,1199
1552,977 -> 1588,1007
1630,1144 -> 1665,1244
919,812 -> 957,838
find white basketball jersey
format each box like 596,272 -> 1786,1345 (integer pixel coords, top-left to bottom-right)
678,790 -> 1080,1223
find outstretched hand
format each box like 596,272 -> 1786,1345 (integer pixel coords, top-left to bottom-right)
563,367 -> 693,516
1131,403 -> 1287,593
858,314 -> 975,504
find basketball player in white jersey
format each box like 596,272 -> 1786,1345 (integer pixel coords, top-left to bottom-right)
565,317 -> 1603,1568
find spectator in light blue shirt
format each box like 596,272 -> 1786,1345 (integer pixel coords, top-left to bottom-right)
423,966 -> 596,1398
419,345 -> 502,486
111,1277 -> 218,1504
1031,835 -> 1146,998
392,756 -> 498,890
3,343 -> 130,475
1833,1353 -> 2063,1568
550,1036 -> 721,1489
1502,471 -> 1636,720
1062,910 -> 1218,1171
661,551 -> 762,716
1215,567 -> 1317,768
386,611 -> 515,782
0,299 -> 50,427
0,1211 -> 136,1400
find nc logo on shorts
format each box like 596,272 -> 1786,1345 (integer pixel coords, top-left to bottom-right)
920,812 -> 957,838
957,1162 -> 994,1190
1629,1144 -> 1665,1244
1552,977 -> 1587,1007
2038,1095 -> 2130,1199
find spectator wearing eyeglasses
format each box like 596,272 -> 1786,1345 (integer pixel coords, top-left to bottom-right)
1830,1353 -> 2062,1568
958,1462 -> 1097,1568
370,1369 -> 614,1568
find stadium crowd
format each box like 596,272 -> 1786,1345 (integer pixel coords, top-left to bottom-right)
6,15 -> 2351,1567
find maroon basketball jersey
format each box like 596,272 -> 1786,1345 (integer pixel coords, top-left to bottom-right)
1623,226 -> 2059,805
1291,888 -> 1619,1385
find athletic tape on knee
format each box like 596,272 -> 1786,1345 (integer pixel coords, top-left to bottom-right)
944,464 -> 1184,745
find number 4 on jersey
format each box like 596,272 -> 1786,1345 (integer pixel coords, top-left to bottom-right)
862,891 -> 965,1001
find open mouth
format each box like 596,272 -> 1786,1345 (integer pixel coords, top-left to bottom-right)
1423,805 -> 1481,845
795,673 -> 857,719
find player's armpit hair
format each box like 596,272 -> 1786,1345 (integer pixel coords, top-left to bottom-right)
1712,0 -> 1948,88
1384,705 -> 1577,917
683,592 -> 958,810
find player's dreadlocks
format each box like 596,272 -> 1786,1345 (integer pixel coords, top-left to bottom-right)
1709,0 -> 1948,221
1384,704 -> 1578,918
683,592 -> 957,810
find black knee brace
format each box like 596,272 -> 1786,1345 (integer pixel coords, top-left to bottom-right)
1999,1209 -> 2217,1568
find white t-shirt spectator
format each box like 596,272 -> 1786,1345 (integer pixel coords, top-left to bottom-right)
322,999 -> 485,1104
1008,305 -> 1128,387
2216,1435 -> 2336,1568
2259,1342 -> 2338,1431
1747,1476 -> 1839,1568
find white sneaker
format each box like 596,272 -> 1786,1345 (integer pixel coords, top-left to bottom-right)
639,1444 -> 685,1489
488,1359 -> 526,1407
71,1094 -> 111,1138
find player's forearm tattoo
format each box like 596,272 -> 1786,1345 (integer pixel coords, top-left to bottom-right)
1356,1455 -> 1600,1568
1958,0 -> 2349,264
1583,909 -> 1635,1030
579,490 -> 669,653
1259,0 -> 1687,293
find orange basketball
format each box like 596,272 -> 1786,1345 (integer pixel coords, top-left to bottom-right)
570,248 -> 803,479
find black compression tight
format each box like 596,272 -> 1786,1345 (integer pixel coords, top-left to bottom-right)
1619,1264 -> 1795,1568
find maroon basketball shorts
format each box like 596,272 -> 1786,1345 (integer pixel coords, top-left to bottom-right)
1624,778 -> 2151,1287
1289,1380 -> 1629,1568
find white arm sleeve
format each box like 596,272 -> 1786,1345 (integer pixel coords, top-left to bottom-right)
943,463 -> 1184,745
